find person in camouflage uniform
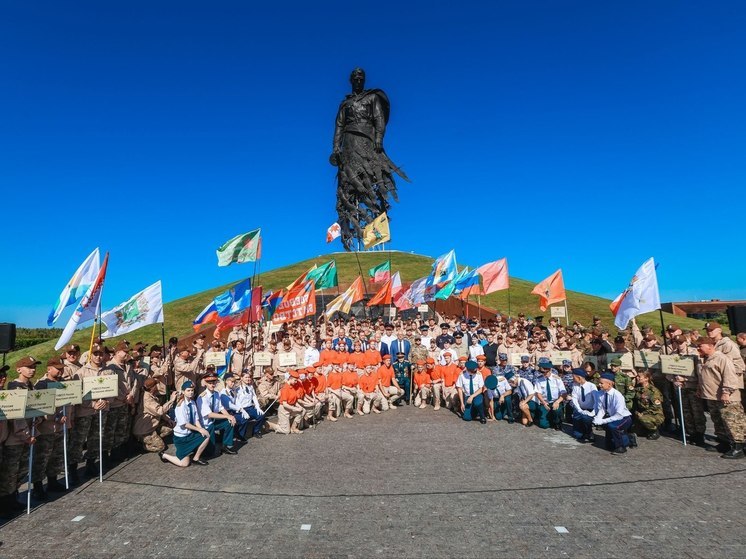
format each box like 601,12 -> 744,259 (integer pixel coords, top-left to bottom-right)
609,358 -> 635,410
31,357 -> 69,500
633,370 -> 665,439
409,335 -> 429,365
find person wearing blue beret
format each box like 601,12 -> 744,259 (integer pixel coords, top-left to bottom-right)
456,360 -> 486,424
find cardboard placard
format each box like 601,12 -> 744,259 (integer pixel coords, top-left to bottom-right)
417,305 -> 429,313
660,354 -> 696,377
510,353 -> 530,367
24,389 -> 57,418
606,352 -> 634,370
82,375 -> 119,401
634,350 -> 661,370
253,352 -> 272,366
48,380 -> 83,407
386,307 -> 397,318
278,352 -> 297,367
550,351 -> 572,366
204,351 -> 227,368
550,306 -> 566,318
269,323 -> 284,334
0,389 -> 28,420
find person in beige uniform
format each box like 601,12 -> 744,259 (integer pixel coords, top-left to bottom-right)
104,342 -> 139,464
173,345 -> 205,391
0,357 -> 38,514
706,322 -> 746,373
62,344 -> 82,381
256,367 -> 280,410
230,339 -> 250,375
68,344 -> 110,479
694,337 -> 746,459
133,377 -> 177,452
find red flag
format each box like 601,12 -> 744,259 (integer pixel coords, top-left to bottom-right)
367,278 -> 392,306
531,269 -> 566,311
272,281 -> 316,324
326,223 -> 341,243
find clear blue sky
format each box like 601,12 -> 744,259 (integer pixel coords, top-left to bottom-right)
2,1 -> 745,327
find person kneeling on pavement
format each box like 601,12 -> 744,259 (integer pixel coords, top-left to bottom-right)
133,377 -> 177,453
160,381 -> 211,467
197,371 -> 237,456
594,372 -> 633,455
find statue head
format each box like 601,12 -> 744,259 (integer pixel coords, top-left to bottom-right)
349,68 -> 366,94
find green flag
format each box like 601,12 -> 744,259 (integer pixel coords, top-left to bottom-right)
368,261 -> 391,283
307,260 -> 338,289
435,267 -> 469,300
216,229 -> 262,267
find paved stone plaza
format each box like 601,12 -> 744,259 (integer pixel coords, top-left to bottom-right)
1,406 -> 745,558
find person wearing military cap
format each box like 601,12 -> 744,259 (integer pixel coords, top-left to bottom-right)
68,344 -> 109,480
197,371 -> 237,455
412,361 -> 432,408
62,344 -> 82,380
568,368 -> 597,442
608,358 -> 636,411
451,331 -> 468,360
174,342 -> 205,392
410,334 -> 429,365
456,360 -> 486,423
0,357 -> 39,514
436,323 -> 455,349
30,357 -> 70,501
103,341 -> 140,465
613,336 -> 629,354
531,358 -> 566,430
391,352 -> 412,405
694,337 -> 746,458
706,322 -> 746,374
518,354 -> 541,385
593,372 -> 633,454
133,377 -> 177,453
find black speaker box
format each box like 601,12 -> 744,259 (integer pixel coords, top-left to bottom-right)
0,323 -> 16,353
726,306 -> 746,335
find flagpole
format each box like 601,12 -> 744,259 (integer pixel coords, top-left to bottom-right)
508,287 -> 512,318
161,323 -> 171,398
564,298 -> 570,326
98,409 -> 103,482
27,423 -> 35,515
659,309 -> 685,446
63,406 -> 69,489
353,249 -> 370,319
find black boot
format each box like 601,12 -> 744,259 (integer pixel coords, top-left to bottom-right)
31,482 -> 48,502
69,467 -> 80,485
47,476 -> 67,493
706,441 -> 731,453
10,491 -> 24,511
690,433 -> 707,447
85,458 -> 97,476
722,443 -> 745,459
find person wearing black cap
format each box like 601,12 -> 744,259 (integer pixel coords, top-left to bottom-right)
531,358 -> 567,430
456,360 -> 486,423
418,324 -> 432,348
435,323 -> 455,350
0,356 -> 39,514
197,371 -> 237,456
594,372 -> 633,455
568,368 -> 597,443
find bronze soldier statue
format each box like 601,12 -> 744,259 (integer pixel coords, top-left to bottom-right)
330,68 -> 409,250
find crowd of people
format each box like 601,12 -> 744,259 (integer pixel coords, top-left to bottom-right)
1,311 -> 745,520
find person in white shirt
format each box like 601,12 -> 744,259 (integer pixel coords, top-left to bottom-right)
456,360 -> 486,424
438,340 -> 459,365
531,358 -> 567,430
506,371 -> 536,426
197,372 -> 238,456
594,372 -> 633,455
468,338 -> 485,361
303,337 -> 320,367
568,368 -> 597,443
380,324 -> 397,352
160,381 -> 211,467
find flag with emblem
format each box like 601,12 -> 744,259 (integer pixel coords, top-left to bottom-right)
611,257 -> 661,329
193,300 -> 219,331
55,252 -> 110,350
362,212 -> 391,249
101,281 -> 164,338
306,260 -> 338,290
214,278 -> 253,317
326,222 -> 341,243
426,250 -> 457,287
216,228 -> 262,267
48,248 -> 101,326
531,269 -> 566,311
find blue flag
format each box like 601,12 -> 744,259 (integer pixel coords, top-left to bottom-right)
214,278 -> 252,317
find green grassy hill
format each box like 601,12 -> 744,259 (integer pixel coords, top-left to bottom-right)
3,251 -> 705,374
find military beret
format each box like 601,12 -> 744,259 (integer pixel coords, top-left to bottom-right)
476,355 -> 487,361
600,372 -> 616,382
416,360 -> 426,365
383,354 -> 391,360
535,316 -> 544,321
465,360 -> 478,371
537,357 -> 552,369
306,366 -> 316,373
426,358 -> 435,364
572,368 -> 588,379
458,356 -> 468,362
666,324 -> 681,332
498,353 -> 508,360
504,371 -> 515,380
181,380 -> 195,390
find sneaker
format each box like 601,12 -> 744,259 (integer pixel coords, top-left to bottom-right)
611,446 -> 628,455
647,432 -> 660,440
192,458 -> 209,466
222,446 -> 237,455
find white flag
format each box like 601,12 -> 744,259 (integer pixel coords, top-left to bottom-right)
101,281 -> 164,339
47,248 -> 100,326
611,257 -> 661,330
55,252 -> 109,350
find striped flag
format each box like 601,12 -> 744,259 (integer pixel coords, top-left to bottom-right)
324,276 -> 364,319
48,248 -> 101,326
368,261 -> 391,283
216,228 -> 262,267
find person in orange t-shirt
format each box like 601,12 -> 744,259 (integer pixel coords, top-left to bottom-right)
376,359 -> 403,410
426,358 -> 443,410
333,346 -> 350,366
319,340 -> 336,366
326,364 -> 344,421
357,368 -> 383,415
298,367 -> 321,425
267,370 -> 304,434
439,353 -> 461,410
312,365 -> 329,419
364,341 -> 383,367
412,361 -> 432,409
339,368 -> 358,418
347,341 -> 368,369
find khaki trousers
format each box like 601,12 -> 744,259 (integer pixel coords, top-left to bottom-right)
414,385 -> 431,407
